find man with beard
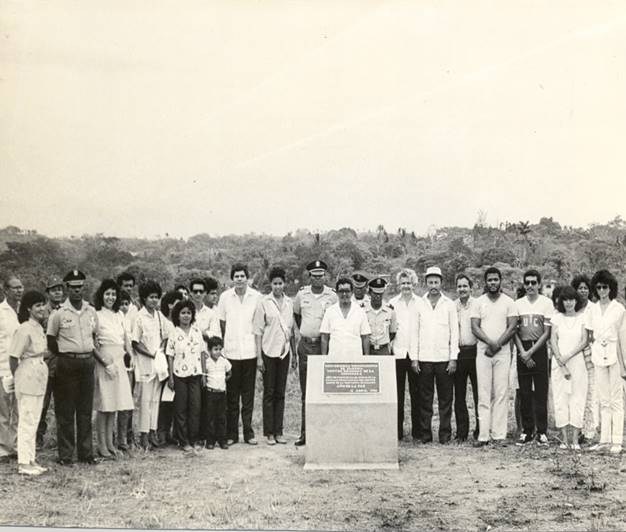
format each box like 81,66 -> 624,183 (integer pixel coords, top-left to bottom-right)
471,267 -> 518,446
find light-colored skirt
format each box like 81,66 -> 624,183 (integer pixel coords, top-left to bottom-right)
94,344 -> 134,412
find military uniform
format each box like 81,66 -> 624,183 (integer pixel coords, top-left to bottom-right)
293,260 -> 337,442
47,270 -> 98,463
365,305 -> 396,356
353,294 -> 371,308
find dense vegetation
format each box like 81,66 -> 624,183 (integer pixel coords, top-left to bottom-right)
1,215 -> 626,298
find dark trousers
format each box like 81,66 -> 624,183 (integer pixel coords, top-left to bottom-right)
54,355 -> 95,462
262,353 -> 290,436
36,376 -> 54,443
396,357 -> 421,440
453,346 -> 479,440
369,344 -> 391,356
226,358 -> 256,442
157,380 -> 176,444
117,369 -> 135,446
173,375 -> 202,446
298,339 -> 322,438
203,389 -> 227,445
418,361 -> 453,443
518,342 -> 549,436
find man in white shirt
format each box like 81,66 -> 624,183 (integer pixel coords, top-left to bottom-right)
320,278 -> 371,356
117,272 -> 139,330
190,278 -> 221,339
514,269 -> 553,446
471,267 -> 519,446
0,276 -> 22,462
453,274 -> 480,442
218,263 -> 261,445
416,267 -> 458,444
389,268 -> 421,441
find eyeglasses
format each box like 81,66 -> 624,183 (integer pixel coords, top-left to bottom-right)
596,284 -> 609,290
524,280 -> 538,286
191,290 -> 206,294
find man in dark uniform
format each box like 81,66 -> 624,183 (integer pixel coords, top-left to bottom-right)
36,276 -> 65,449
292,260 -> 337,446
352,273 -> 370,308
365,277 -> 397,356
47,270 -> 99,465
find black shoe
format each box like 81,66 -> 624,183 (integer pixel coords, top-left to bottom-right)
218,442 -> 229,450
473,440 -> 489,448
206,443 -> 215,450
294,437 -> 306,447
78,457 -> 99,465
56,458 -> 75,466
456,436 -> 467,443
420,438 -> 433,445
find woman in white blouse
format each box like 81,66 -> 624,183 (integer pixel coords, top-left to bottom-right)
9,291 -> 49,476
586,270 -> 626,454
93,279 -> 134,459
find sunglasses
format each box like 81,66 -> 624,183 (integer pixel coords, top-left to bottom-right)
191,289 -> 206,294
596,284 -> 609,290
524,280 -> 538,286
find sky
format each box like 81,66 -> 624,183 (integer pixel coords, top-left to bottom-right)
1,1 -> 625,238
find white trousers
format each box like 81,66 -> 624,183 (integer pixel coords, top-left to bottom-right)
476,350 -> 510,441
595,363 -> 624,445
135,377 -> 161,433
15,392 -> 43,465
551,357 -> 587,429
0,383 -> 17,457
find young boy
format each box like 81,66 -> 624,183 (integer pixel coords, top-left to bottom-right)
201,336 -> 232,449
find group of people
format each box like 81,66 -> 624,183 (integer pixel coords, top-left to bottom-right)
0,259 -> 624,477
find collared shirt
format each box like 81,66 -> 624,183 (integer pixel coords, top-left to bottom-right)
217,287 -> 261,360
204,355 -> 232,391
126,302 -> 140,332
470,293 -> 518,357
320,302 -> 371,357
42,301 -> 62,330
365,304 -> 397,348
132,307 -> 168,382
166,325 -> 204,378
585,299 -> 626,367
389,293 -> 420,360
195,305 -> 222,339
46,300 -> 98,354
253,294 -> 294,359
0,300 -> 19,377
418,293 -> 459,362
293,285 -> 337,338
10,319 -> 48,395
456,297 -> 478,347
515,295 -> 553,341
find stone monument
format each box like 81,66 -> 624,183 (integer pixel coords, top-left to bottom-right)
304,351 -> 398,470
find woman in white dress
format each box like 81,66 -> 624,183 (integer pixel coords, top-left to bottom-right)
550,286 -> 588,450
93,279 -> 134,459
586,270 -> 626,454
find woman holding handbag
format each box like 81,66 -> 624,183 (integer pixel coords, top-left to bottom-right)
132,280 -> 168,450
253,267 -> 296,445
93,279 -> 134,459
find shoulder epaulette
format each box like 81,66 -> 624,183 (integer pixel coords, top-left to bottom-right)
387,303 -> 394,310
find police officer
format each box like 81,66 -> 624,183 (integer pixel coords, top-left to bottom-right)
36,276 -> 65,449
292,260 -> 337,446
46,270 -> 99,465
352,273 -> 370,308
365,277 -> 397,356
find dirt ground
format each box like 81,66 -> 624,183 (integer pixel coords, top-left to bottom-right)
2,371 -> 626,531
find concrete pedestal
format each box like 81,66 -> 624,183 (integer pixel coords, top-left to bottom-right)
304,355 -> 398,470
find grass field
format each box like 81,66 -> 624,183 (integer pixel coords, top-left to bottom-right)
2,370 -> 626,530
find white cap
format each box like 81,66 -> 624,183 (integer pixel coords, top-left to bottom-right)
425,266 -> 443,279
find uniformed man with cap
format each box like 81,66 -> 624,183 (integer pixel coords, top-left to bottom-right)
46,270 -> 99,465
365,277 -> 397,356
36,276 -> 65,449
352,273 -> 370,308
292,260 -> 337,446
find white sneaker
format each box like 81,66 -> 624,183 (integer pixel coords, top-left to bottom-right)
609,445 -> 622,454
572,443 -> 581,451
18,464 -> 43,476
537,433 -> 549,446
559,443 -> 568,450
516,433 -> 530,446
31,462 -> 48,473
589,443 -> 610,452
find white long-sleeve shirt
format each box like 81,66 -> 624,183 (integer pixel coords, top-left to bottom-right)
417,294 -> 459,362
389,294 -> 420,361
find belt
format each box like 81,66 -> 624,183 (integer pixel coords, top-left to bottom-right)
370,342 -> 390,350
206,387 -> 225,393
59,352 -> 93,359
301,336 -> 321,344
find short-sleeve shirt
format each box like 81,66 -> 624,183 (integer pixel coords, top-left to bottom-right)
456,297 -> 478,347
253,294 -> 294,359
96,308 -> 127,347
365,304 -> 397,348
0,300 -> 19,377
217,287 -> 261,361
471,293 -> 518,356
195,305 -> 222,339
132,307 -> 168,382
166,325 -> 204,378
320,303 -> 371,357
10,319 -> 48,395
46,300 -> 98,354
515,295 -> 553,342
204,355 -> 232,391
585,299 -> 626,367
292,286 -> 337,338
